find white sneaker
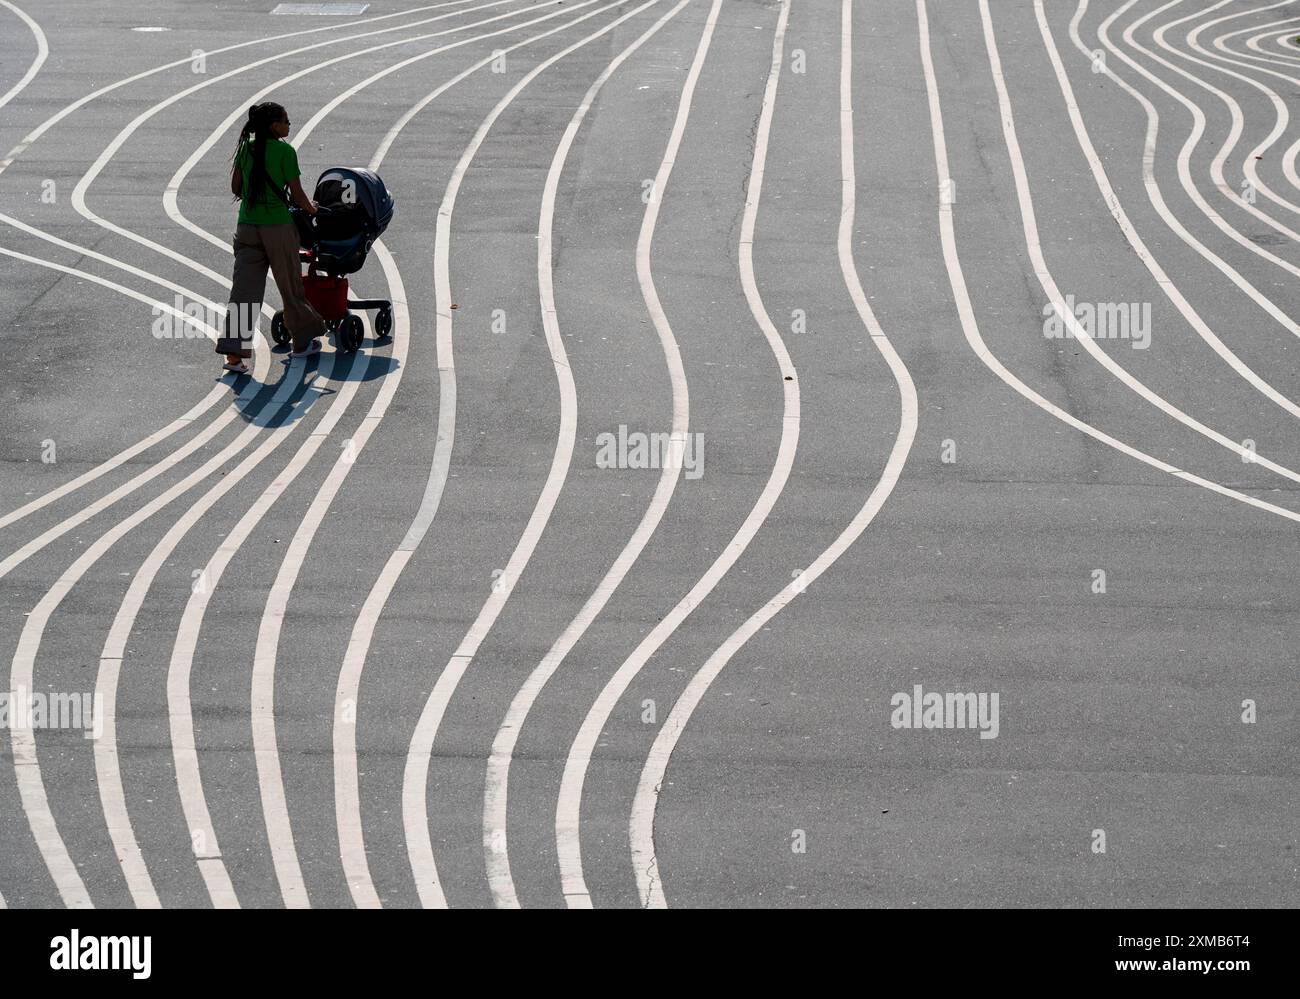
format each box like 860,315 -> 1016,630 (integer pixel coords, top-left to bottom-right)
284,340 -> 322,360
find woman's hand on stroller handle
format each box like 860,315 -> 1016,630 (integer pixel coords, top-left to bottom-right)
288,176 -> 317,215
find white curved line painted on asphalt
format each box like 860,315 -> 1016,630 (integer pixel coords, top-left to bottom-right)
0,213 -> 229,317
97,352 -> 340,908
149,3 -> 570,910
1206,9 -> 1300,67
1263,26 -> 1300,61
0,267 -> 235,911
483,0 -> 702,910
1149,1 -> 1300,233
0,247 -> 263,556
917,0 -> 1300,634
629,0 -> 919,908
1285,141 -> 1300,201
39,13 -> 424,902
0,248 -> 264,562
557,0 -> 801,908
1187,6 -> 1300,221
401,0 -> 668,909
291,0 -> 608,147
1215,15 -> 1300,63
0,1 -> 488,176
76,0 -> 530,273
250,282 -> 409,907
1205,17 -> 1300,205
0,1 -> 48,113
165,1 -> 589,256
1240,22 -> 1300,62
1092,2 -> 1300,288
71,2 -> 547,910
1072,2 -> 1300,352
1039,4 -> 1300,426
171,306 -> 389,907
8,356 -> 306,909
0,0 -> 487,907
0,234 -> 240,532
1002,4 -> 1300,490
1013,5 -> 1300,464
332,0 -> 616,909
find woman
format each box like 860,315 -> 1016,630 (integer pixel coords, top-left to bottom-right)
218,101 -> 325,374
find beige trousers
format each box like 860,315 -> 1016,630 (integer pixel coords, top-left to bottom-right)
220,222 -> 324,355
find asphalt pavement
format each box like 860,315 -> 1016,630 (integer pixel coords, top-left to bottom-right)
0,0 -> 1296,909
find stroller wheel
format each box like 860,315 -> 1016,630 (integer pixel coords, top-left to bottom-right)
270,311 -> 290,346
375,307 -> 393,339
340,314 -> 364,353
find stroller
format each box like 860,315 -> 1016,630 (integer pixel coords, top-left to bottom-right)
270,166 -> 395,353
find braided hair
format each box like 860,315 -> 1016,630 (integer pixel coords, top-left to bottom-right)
232,102 -> 286,206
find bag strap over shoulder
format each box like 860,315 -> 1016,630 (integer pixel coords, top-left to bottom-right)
258,158 -> 292,208
245,143 -> 292,208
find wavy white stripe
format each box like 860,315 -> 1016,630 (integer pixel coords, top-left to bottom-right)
1151,1 -> 1300,231
916,1 -> 1300,681
9,355 -> 309,907
0,1 -> 48,113
74,0 -> 531,279
97,350 -> 341,908
0,9 -> 470,529
0,2 -> 488,175
166,348 -> 357,908
1203,15 -> 1300,207
164,1 -> 599,255
331,0 -> 620,909
1067,0 -> 1300,366
483,0 -> 705,910
41,7 -> 480,910
401,0 -> 669,908
1093,1 -> 1300,288
1007,2 -> 1300,463
628,0 -> 919,908
158,2 -> 581,913
557,0 -> 802,908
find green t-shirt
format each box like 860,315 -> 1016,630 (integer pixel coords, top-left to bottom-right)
236,138 -> 300,225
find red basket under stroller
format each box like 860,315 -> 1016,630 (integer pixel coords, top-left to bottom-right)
302,271 -> 349,323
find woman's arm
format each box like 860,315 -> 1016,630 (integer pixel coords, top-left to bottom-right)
288,177 -> 317,215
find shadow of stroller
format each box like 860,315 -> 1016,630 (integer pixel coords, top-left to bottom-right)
221,349 -> 402,428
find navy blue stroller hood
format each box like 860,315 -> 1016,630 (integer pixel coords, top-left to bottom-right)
295,166 -> 395,275
317,167 -> 394,233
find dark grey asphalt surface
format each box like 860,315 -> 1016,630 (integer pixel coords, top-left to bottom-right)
0,0 -> 1296,909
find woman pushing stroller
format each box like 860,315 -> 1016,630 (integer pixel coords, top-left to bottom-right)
218,101 -> 325,373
